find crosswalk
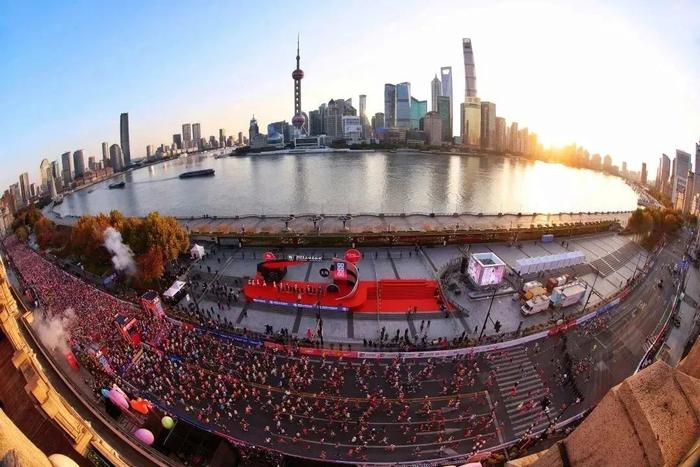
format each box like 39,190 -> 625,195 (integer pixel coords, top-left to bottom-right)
491,347 -> 557,438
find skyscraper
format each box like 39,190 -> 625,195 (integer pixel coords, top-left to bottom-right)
423,111 -> 443,146
495,117 -> 507,152
120,113 -> 131,166
359,94 -> 369,139
410,97 -> 427,130
480,101 -> 496,150
431,75 -> 441,112
39,158 -> 50,192
101,142 -> 109,167
182,124 -> 192,149
219,129 -> 226,147
109,144 -> 124,171
384,84 -> 396,129
395,82 -> 411,129
672,149 -> 691,205
237,131 -> 243,145
463,38 -> 477,99
18,172 -> 30,203
436,96 -> 451,143
324,99 -> 356,140
371,112 -> 385,136
656,153 -> 671,195
173,134 -> 182,150
192,123 -> 202,149
73,150 -> 85,178
291,36 -> 306,135
249,116 -> 259,143
440,67 -> 453,136
88,156 -> 96,171
508,122 -> 519,153
61,151 -> 73,186
309,110 -> 322,136
641,162 -> 648,186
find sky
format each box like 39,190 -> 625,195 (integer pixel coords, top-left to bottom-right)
1,0 -> 699,190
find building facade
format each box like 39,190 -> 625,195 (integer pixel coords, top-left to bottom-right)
192,123 -> 202,149
495,117 -> 506,152
423,111 -> 443,146
383,84 -> 396,129
119,112 -> 131,166
395,82 -> 411,129
436,96 -> 451,143
480,101 -> 496,150
410,97 -> 427,130
61,151 -> 73,186
109,144 -> 123,171
73,150 -> 85,178
462,98 -> 481,147
182,124 -> 192,149
462,38 -> 477,99
672,149 -> 692,205
431,75 -> 441,112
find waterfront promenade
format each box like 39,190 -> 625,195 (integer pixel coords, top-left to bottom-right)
182,231 -> 648,347
45,204 -> 631,236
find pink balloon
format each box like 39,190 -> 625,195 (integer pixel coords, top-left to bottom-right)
108,389 -> 129,410
134,428 -> 154,445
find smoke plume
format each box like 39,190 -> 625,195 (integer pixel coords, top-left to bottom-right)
33,308 -> 76,354
103,227 -> 136,274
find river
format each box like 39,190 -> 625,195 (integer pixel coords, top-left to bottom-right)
54,151 -> 639,218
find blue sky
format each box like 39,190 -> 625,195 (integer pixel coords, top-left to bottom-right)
1,0 -> 699,190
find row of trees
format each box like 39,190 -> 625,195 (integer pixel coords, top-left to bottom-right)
626,207 -> 689,249
13,206 -> 189,288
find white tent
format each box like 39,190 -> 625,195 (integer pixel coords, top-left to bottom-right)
516,251 -> 585,275
190,244 -> 205,260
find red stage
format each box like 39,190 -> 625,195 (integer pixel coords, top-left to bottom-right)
243,250 -> 451,314
243,278 -> 450,314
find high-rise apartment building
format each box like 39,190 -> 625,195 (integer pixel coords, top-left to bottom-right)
395,82 -> 411,129
480,101 -> 496,150
431,75 -> 441,112
182,124 -> 192,149
88,156 -> 96,171
436,96 -> 451,143
120,112 -> 131,166
384,84 -> 396,129
73,150 -> 85,178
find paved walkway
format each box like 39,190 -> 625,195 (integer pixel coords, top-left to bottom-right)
183,232 -> 647,346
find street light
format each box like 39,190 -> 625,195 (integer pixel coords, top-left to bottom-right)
478,287 -> 498,341
582,267 -> 599,311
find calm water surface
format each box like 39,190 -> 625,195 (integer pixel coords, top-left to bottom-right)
55,152 -> 639,217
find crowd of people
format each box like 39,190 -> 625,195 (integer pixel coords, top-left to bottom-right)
2,236 -> 588,465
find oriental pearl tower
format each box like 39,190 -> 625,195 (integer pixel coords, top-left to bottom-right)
291,35 -> 307,135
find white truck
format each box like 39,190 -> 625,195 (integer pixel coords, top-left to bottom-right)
521,295 -> 551,316
550,281 -> 587,308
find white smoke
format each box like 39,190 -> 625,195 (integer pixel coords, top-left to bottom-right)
33,308 -> 76,354
103,227 -> 136,274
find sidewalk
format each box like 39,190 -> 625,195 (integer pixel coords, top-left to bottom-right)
661,266 -> 700,366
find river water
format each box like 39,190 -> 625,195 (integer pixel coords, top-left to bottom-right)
54,151 -> 639,218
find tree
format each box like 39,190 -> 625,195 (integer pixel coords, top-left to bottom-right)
34,217 -> 56,249
141,212 -> 189,262
137,245 -> 165,283
15,225 -> 28,242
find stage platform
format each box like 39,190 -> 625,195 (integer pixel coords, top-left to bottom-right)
243,279 -> 450,314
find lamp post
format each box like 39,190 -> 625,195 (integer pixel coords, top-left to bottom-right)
582,267 -> 599,311
478,287 -> 498,342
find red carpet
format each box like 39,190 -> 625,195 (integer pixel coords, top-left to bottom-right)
243,279 -> 450,314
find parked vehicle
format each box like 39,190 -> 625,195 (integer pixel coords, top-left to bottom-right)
521,295 -> 551,315
550,281 -> 587,308
523,286 -> 547,301
522,280 -> 543,293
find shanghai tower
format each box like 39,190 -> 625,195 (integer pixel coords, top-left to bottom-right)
462,38 -> 477,99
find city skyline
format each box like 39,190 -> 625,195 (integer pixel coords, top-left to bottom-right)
1,0 -> 699,189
